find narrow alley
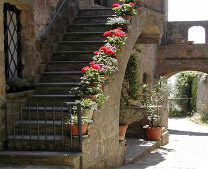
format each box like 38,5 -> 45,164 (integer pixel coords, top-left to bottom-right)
120,118 -> 208,169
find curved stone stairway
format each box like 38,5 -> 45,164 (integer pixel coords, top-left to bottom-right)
1,8 -> 114,168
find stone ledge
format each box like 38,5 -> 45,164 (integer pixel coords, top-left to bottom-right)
0,151 -> 82,169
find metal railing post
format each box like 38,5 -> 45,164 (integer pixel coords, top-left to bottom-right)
77,103 -> 82,152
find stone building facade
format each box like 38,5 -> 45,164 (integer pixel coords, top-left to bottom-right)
1,0 -> 201,168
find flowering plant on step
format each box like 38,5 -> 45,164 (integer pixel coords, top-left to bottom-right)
81,62 -> 104,85
112,2 -> 136,16
103,27 -> 127,45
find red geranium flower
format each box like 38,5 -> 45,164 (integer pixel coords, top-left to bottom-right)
112,3 -> 120,8
89,62 -> 95,66
117,27 -> 122,30
106,49 -> 115,55
100,46 -> 107,51
82,66 -> 90,72
93,64 -> 100,70
129,2 -> 135,7
90,62 -> 100,70
114,32 -> 122,37
103,31 -> 112,36
94,51 -> 100,55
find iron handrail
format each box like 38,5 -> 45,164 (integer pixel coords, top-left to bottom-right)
3,101 -> 82,151
41,0 -> 67,41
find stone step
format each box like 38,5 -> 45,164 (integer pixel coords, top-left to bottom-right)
20,105 -> 71,120
35,82 -> 81,95
58,41 -> 106,51
69,23 -> 111,32
73,15 -> 114,24
47,61 -> 89,71
64,32 -> 104,41
0,151 -> 81,168
13,120 -> 68,135
53,51 -> 93,61
29,94 -> 78,103
78,8 -> 113,16
40,71 -> 83,83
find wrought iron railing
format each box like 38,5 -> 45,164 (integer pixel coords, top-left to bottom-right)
3,102 -> 82,152
41,0 -> 67,41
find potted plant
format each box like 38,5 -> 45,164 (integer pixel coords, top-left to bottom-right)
143,77 -> 170,140
144,103 -> 162,140
66,114 -> 93,135
119,124 -> 129,141
75,98 -> 98,119
106,16 -> 130,30
112,2 -> 136,20
103,27 -> 127,46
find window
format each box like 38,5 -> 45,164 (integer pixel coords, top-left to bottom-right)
188,26 -> 205,44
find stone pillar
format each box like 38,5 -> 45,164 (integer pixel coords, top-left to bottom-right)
0,2 -> 6,150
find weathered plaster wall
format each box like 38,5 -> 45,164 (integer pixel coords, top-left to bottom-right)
166,21 -> 208,44
144,0 -> 164,14
156,45 -> 208,76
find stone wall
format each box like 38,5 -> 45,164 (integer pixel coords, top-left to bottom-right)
156,45 -> 208,76
144,0 -> 164,14
165,21 -> 208,44
196,73 -> 208,114
82,7 -> 165,168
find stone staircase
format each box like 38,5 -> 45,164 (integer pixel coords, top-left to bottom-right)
1,8 -> 114,168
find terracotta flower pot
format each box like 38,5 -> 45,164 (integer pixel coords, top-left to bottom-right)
119,125 -> 129,141
122,15 -> 133,20
68,123 -> 88,135
100,75 -> 110,80
145,127 -> 162,140
90,82 -> 102,87
83,109 -> 94,119
81,95 -> 96,101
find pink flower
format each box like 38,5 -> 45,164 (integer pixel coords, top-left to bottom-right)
94,51 -> 100,55
82,66 -> 90,72
103,31 -> 112,36
117,27 -> 122,30
112,3 -> 120,8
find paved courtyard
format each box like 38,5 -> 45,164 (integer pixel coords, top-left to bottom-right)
120,117 -> 208,169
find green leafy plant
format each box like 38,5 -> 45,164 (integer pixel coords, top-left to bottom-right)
66,114 -> 93,125
174,71 -> 198,113
73,98 -> 98,112
106,16 -> 130,26
95,92 -> 106,108
143,77 -> 171,128
119,0 -> 135,3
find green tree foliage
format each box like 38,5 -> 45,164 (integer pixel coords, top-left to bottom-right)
175,71 -> 198,113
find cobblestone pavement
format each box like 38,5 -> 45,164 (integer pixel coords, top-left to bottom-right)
119,118 -> 208,169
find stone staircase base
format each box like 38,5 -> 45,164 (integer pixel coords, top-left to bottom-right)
0,151 -> 82,169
